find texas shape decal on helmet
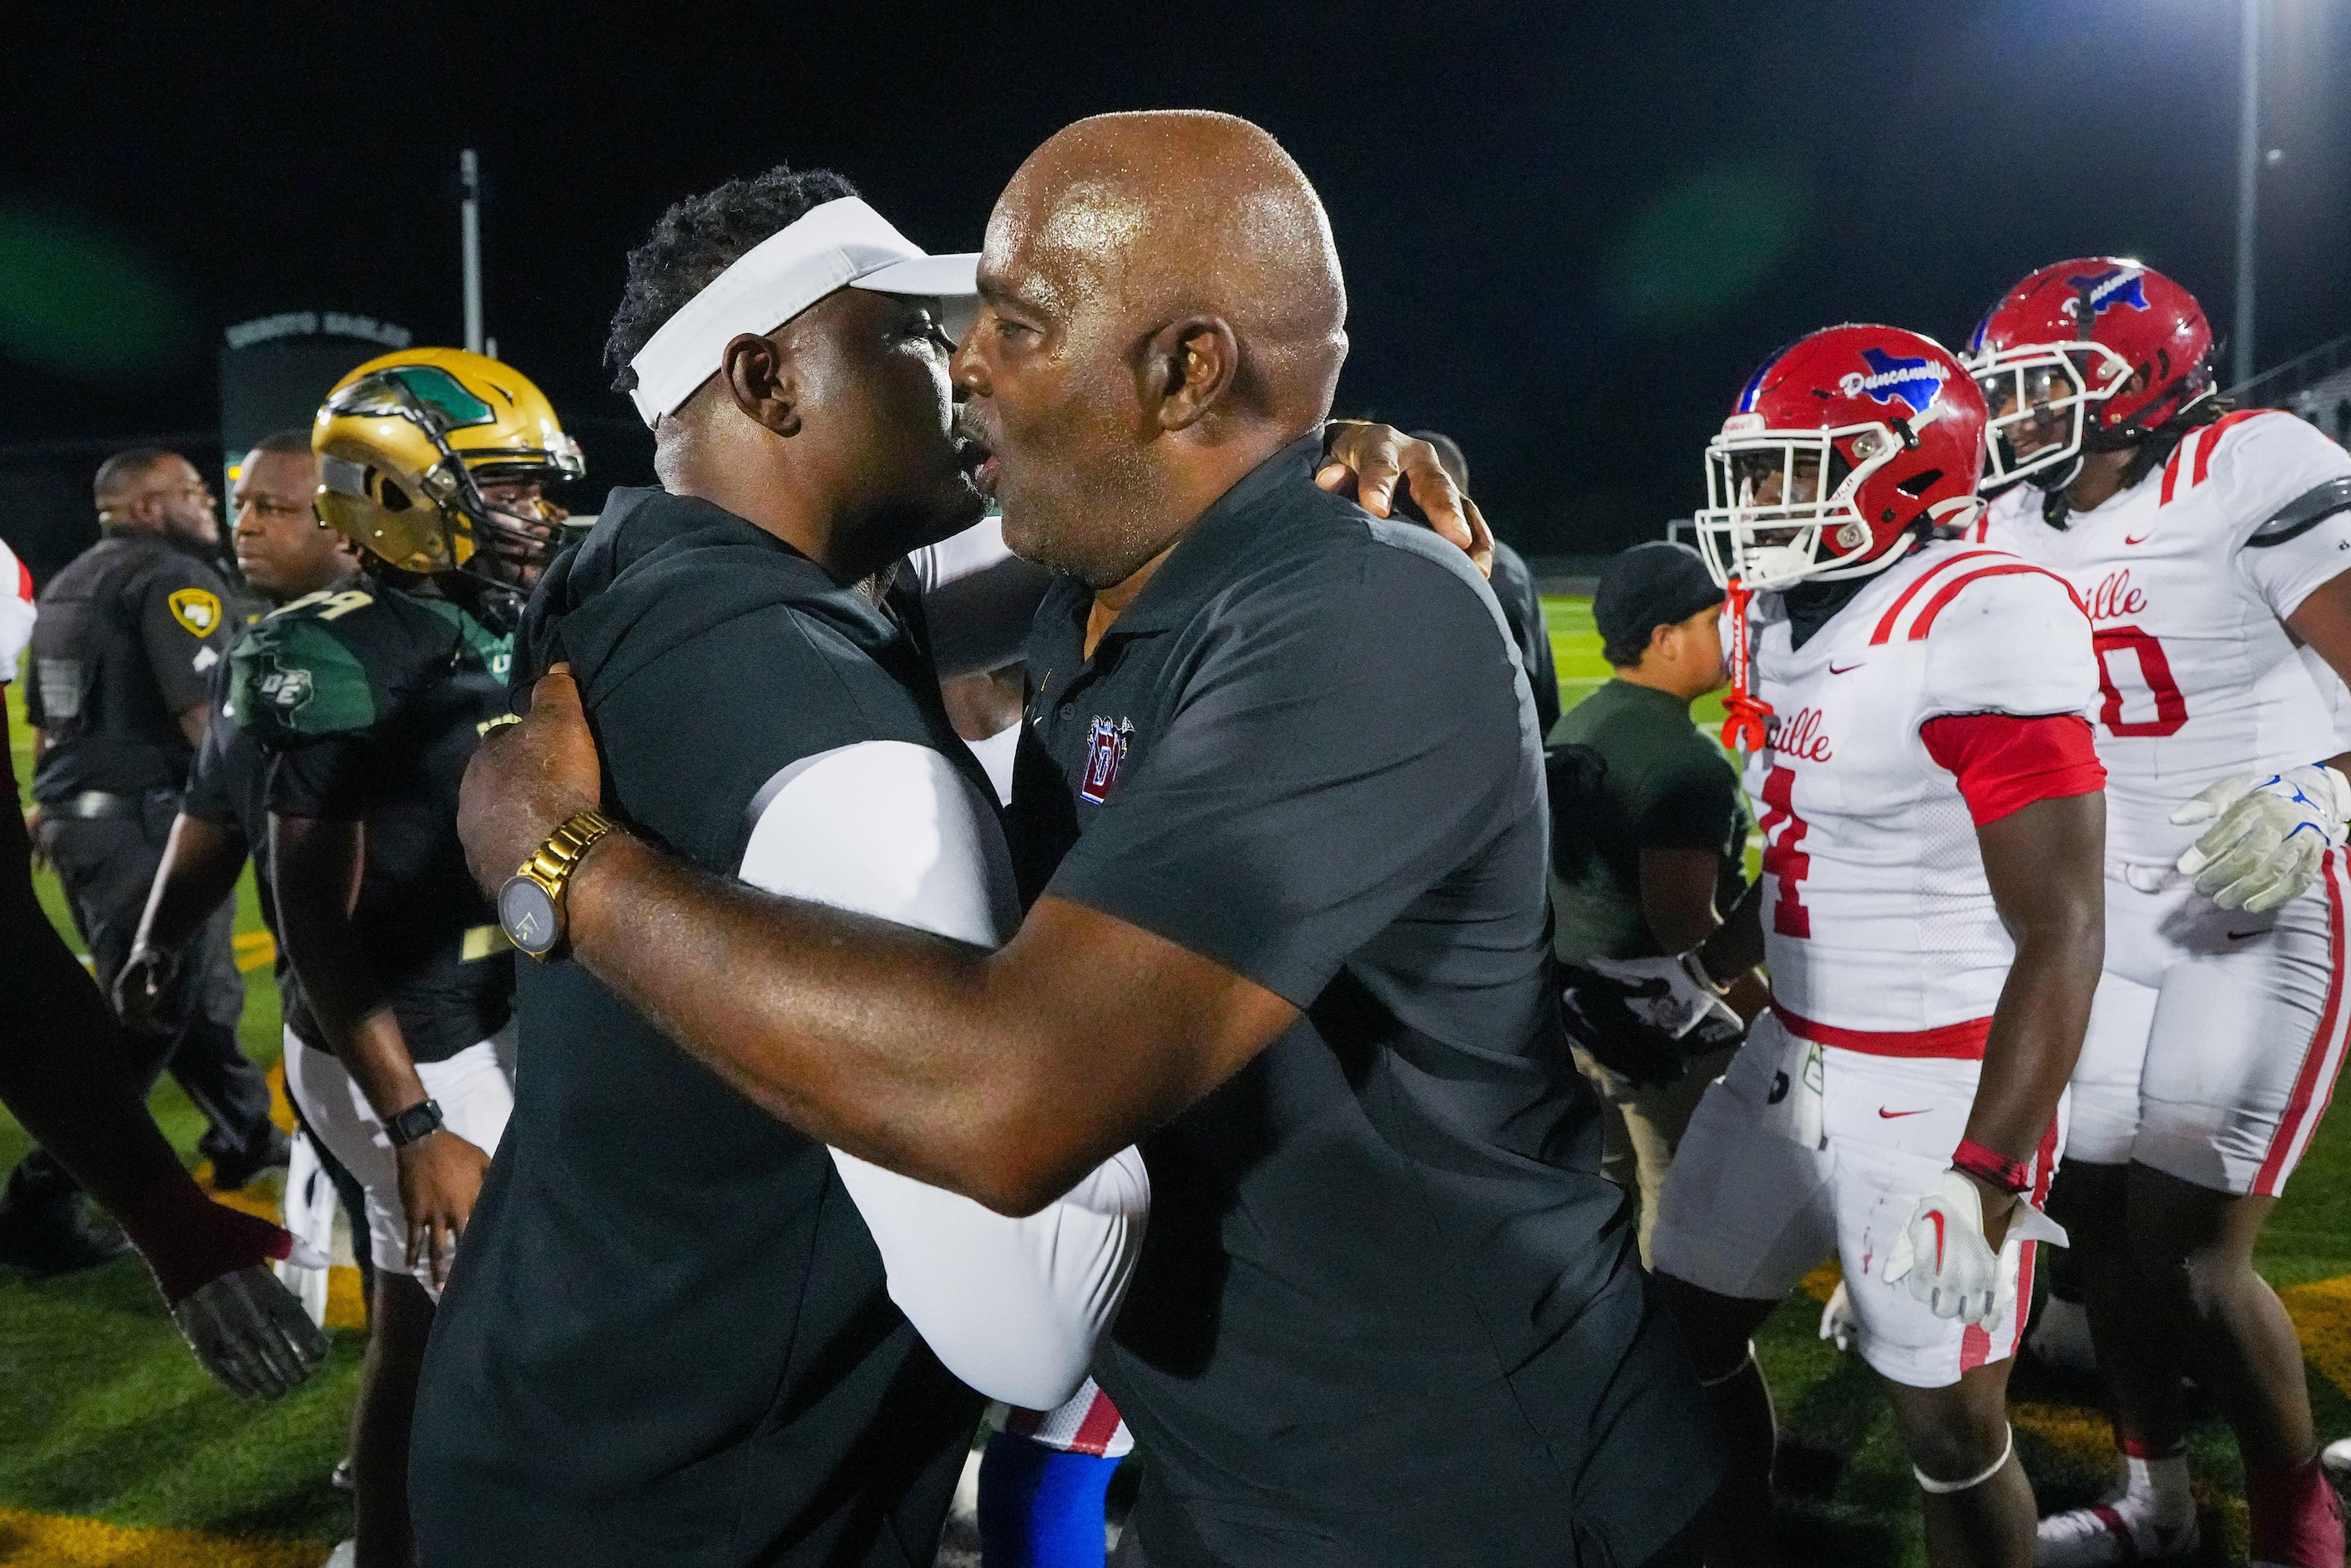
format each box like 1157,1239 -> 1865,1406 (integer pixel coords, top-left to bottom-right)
2064,264 -> 2151,319
1838,347 -> 1947,417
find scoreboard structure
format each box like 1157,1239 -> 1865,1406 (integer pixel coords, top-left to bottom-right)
217,311 -> 412,518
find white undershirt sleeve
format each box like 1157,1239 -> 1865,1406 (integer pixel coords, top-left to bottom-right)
737,740 -> 1148,1409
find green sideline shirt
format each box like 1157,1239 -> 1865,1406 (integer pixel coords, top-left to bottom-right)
1548,678 -> 1749,964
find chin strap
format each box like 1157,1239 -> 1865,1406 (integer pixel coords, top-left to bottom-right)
1718,578 -> 1774,754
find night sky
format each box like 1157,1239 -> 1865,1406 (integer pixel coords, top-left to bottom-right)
4,1 -> 2347,557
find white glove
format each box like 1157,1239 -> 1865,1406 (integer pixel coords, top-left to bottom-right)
1818,1280 -> 1857,1353
2172,765 -> 2351,913
1881,1170 -> 2068,1327
169,1245 -> 331,1399
1585,953 -> 1742,1044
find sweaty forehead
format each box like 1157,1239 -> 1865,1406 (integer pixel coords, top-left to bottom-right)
984,174 -> 1150,316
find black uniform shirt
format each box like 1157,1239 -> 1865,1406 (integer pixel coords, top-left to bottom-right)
411,488 -> 983,1568
184,640 -> 301,1019
26,530 -> 236,802
1011,435 -> 1716,1568
1489,539 -> 1561,736
226,577 -> 514,1063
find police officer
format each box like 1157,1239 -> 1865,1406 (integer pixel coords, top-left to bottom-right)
5,448 -> 283,1274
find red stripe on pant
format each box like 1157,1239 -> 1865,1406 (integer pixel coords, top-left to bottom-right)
2253,850 -> 2349,1196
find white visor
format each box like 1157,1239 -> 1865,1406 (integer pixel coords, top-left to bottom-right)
626,195 -> 978,427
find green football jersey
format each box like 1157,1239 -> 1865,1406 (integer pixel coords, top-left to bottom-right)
229,575 -> 517,1064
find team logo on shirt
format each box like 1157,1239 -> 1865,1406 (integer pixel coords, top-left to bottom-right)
253,655 -> 314,716
2063,266 -> 2150,318
1079,716 -> 1134,804
169,587 -> 222,636
1838,348 -> 1945,417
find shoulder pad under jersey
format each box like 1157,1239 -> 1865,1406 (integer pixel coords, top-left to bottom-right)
226,589 -> 381,743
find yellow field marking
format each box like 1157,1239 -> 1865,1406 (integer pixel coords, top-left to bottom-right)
231,931 -> 276,972
1798,1258 -> 1843,1302
2281,1276 -> 2351,1399
0,1506 -> 327,1566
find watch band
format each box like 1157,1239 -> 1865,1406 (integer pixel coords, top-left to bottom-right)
384,1098 -> 445,1149
504,807 -> 619,961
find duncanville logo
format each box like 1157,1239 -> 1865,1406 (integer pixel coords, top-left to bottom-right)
1079,716 -> 1134,803
2065,266 -> 2150,317
1770,706 -> 1834,763
2085,569 -> 2148,621
1838,348 -> 1945,416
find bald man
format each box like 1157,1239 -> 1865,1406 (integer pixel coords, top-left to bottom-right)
463,114 -> 1716,1568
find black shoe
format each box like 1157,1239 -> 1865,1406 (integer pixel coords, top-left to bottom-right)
206,1125 -> 293,1192
0,1196 -> 131,1277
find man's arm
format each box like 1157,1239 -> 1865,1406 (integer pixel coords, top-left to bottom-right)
576,838 -> 1287,1215
1638,846 -> 1727,954
2285,571 -> 2351,776
116,814 -> 247,1028
466,670 -> 1293,1216
271,812 -> 488,1281
1964,789 -> 2106,1241
176,704 -> 207,748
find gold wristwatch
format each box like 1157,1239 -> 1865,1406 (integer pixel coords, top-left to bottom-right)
497,808 -> 619,960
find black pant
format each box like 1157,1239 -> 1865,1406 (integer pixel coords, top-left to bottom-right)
18,810 -> 273,1201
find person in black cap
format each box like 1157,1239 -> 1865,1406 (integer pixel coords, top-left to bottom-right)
1549,539 -> 1760,1261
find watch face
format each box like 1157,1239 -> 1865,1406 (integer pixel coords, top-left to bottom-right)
498,877 -> 562,957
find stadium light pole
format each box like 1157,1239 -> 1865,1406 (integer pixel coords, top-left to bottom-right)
2232,0 -> 2261,389
459,148 -> 485,356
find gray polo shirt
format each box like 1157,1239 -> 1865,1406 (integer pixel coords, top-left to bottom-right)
1013,434 -> 1715,1568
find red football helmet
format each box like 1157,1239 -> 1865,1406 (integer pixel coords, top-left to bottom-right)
1964,258 -> 2215,488
1694,323 -> 1988,592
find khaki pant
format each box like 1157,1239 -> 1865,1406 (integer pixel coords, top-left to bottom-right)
1573,1042 -> 1737,1266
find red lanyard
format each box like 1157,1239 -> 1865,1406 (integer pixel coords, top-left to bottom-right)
1718,578 -> 1774,754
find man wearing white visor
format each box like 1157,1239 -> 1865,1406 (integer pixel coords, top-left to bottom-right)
413,165 -> 1462,1568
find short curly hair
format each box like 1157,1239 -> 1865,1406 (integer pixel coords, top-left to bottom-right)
604,164 -> 860,393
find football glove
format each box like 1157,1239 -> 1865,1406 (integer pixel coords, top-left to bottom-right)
2172,765 -> 2351,913
1882,1169 -> 2068,1328
171,1250 -> 331,1399
1560,964 -> 1687,1090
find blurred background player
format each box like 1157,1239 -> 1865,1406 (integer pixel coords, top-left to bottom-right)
5,447 -> 285,1275
1548,540 -> 1755,1262
115,429 -> 374,1308
1408,429 -> 1559,733
235,348 -> 574,1568
1653,324 -> 2106,1568
1968,258 -> 2351,1568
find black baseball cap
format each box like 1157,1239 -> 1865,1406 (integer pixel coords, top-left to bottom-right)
1593,542 -> 1725,658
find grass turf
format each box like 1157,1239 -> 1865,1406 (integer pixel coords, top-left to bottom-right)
0,601 -> 2346,1564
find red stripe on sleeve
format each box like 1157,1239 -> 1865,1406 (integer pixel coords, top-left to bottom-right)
1919,712 -> 2106,826
1905,564 -> 2086,642
13,554 -> 29,603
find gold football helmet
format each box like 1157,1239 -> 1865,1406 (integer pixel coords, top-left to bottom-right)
311,347 -> 584,579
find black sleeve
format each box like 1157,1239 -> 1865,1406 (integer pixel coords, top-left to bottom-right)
181,697 -> 239,823
265,736 -> 372,822
1628,748 -> 1739,854
1046,539 -> 1529,1008
1489,543 -> 1560,736
136,559 -> 235,717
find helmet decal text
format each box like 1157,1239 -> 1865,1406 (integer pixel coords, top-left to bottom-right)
1838,347 -> 1946,416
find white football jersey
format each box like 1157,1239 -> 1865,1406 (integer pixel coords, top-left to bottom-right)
1744,539 -> 2100,1044
1977,411 -> 2351,867
0,535 -> 32,681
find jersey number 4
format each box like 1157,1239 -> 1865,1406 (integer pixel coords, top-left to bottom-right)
2091,625 -> 2190,738
1757,764 -> 1813,938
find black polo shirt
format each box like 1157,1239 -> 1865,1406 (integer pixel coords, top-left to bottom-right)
411,488 -> 983,1568
1014,435 -> 1716,1568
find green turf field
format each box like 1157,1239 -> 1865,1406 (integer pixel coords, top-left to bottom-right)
2,601 -> 2347,1565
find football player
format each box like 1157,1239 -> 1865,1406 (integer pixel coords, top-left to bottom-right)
1651,324 -> 2107,1568
232,348 -> 578,1568
1966,259 -> 2351,1568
